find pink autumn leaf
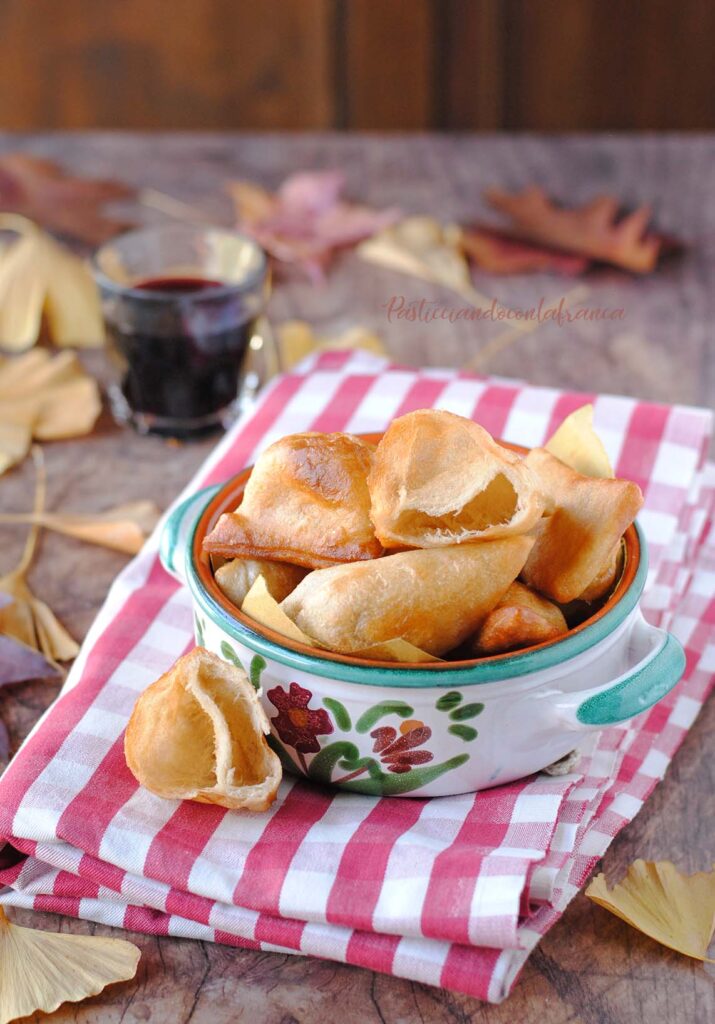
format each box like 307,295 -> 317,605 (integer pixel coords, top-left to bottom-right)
229,171 -> 401,282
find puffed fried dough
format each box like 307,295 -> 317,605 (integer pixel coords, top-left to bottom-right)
520,449 -> 643,604
472,581 -> 567,655
124,647 -> 281,812
578,542 -> 624,603
215,558 -> 308,607
282,535 -> 534,657
203,432 -> 382,569
368,409 -> 544,549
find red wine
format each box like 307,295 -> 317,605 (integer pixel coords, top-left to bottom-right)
106,274 -> 255,435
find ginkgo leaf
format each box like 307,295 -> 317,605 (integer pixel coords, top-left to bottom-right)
0,152 -> 134,244
0,501 -> 161,555
545,404 -> 614,478
277,320 -> 387,372
586,860 -> 715,961
0,349 -> 101,473
358,216 -> 475,295
0,906 -> 140,1023
0,220 -> 104,351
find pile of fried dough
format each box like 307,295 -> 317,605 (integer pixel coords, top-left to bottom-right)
203,406 -> 644,662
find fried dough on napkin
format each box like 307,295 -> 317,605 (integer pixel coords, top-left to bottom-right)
203,432 -> 381,569
124,647 -> 281,812
368,409 -> 544,549
472,581 -> 567,655
282,536 -> 534,657
521,448 -> 642,603
215,557 -> 308,607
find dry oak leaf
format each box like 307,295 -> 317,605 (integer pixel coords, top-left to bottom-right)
0,906 -> 140,1023
483,187 -> 663,273
229,170 -> 401,282
586,859 -> 715,961
0,152 -> 134,244
0,217 -> 104,352
0,349 -> 101,474
461,224 -> 589,276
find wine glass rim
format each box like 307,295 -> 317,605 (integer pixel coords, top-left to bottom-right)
92,223 -> 269,300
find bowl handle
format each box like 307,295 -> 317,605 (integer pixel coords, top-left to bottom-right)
556,610 -> 685,730
159,484 -> 222,584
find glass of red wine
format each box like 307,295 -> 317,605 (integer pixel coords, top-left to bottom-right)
93,225 -> 271,438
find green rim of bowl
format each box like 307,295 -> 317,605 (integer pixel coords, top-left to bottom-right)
187,516 -> 649,689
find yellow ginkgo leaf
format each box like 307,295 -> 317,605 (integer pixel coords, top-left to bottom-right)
0,907 -> 140,1024
545,404 -> 614,479
586,859 -> 715,961
277,320 -> 387,372
0,218 -> 104,351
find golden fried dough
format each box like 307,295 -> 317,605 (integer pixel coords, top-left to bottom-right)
368,409 -> 544,549
203,432 -> 381,569
521,449 -> 642,603
124,647 -> 281,812
215,558 -> 308,607
282,536 -> 534,657
472,581 -> 568,655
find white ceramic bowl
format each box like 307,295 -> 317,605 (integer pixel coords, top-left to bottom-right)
160,451 -> 685,798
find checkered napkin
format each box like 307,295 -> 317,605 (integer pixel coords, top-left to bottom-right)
1,351 -> 713,1004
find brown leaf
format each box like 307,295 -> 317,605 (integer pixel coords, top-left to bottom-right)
462,225 -> 590,275
483,187 -> 665,273
0,153 -> 134,244
0,906 -> 140,1022
587,860 -> 715,961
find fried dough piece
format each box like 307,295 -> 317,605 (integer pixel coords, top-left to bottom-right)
215,557 -> 308,607
368,409 -> 544,549
124,647 -> 281,812
472,581 -> 567,655
521,449 -> 642,603
578,542 -> 624,603
282,536 -> 534,657
203,432 -> 381,569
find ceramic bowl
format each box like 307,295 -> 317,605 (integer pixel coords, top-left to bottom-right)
160,438 -> 685,798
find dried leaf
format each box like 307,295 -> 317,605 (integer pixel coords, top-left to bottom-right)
0,906 -> 140,1022
358,216 -> 476,296
483,187 -> 664,273
229,171 -> 401,281
0,220 -> 105,351
545,404 -> 614,479
0,634 -> 59,687
462,225 -> 589,275
0,350 -> 101,473
0,501 -> 161,555
0,152 -> 134,244
586,860 -> 715,961
277,321 -> 387,372
0,718 -> 9,764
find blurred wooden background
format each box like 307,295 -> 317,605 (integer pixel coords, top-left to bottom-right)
1,0 -> 714,131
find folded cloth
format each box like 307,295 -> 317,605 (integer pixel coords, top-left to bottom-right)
1,351 -> 713,1003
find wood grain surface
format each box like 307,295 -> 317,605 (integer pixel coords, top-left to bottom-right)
0,133 -> 713,1023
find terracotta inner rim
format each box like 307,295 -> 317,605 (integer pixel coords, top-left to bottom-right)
194,435 -> 641,671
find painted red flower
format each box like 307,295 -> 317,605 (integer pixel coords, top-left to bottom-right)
267,682 -> 334,754
371,720 -> 434,774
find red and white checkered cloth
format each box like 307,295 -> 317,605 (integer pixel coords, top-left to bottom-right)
1,351 -> 713,1003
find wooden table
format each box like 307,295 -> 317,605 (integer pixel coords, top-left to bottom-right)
1,133 -> 713,1023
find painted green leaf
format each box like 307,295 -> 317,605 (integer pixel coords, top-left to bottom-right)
355,701 -> 415,733
220,640 -> 243,670
448,724 -> 478,742
436,691 -> 462,712
323,697 -> 351,732
346,754 -> 470,796
449,702 -> 485,721
194,615 -> 205,648
267,734 -> 300,775
307,741 -> 364,785
249,654 -> 266,690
